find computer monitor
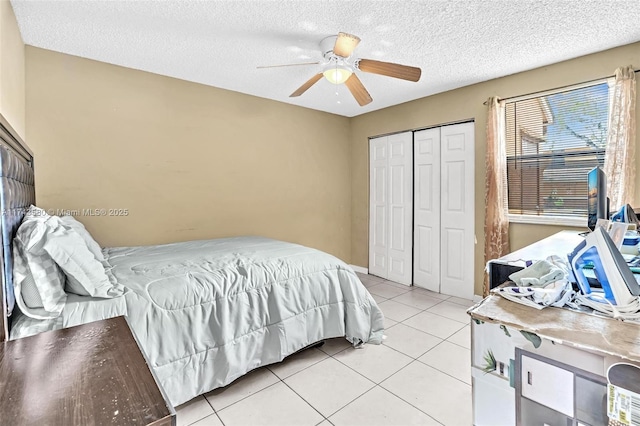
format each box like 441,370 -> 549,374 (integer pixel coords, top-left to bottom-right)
587,166 -> 608,231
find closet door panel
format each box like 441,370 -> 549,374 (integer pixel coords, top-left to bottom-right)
369,136 -> 388,279
443,227 -> 464,280
440,122 -> 475,299
387,132 -> 413,285
413,128 -> 441,291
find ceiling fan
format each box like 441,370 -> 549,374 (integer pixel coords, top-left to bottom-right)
258,32 -> 422,106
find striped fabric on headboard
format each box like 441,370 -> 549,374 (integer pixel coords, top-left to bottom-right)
0,140 -> 34,341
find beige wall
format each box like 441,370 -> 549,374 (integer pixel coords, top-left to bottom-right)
26,47 -> 353,261
0,0 -> 25,139
23,40 -> 640,294
351,42 -> 640,296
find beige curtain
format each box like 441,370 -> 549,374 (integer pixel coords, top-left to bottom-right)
484,97 -> 509,296
604,66 -> 636,211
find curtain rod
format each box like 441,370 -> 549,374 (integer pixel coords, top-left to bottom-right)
482,68 -> 640,105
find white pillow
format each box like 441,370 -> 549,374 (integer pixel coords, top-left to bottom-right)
59,216 -> 105,262
19,273 -> 44,308
13,206 -> 48,309
13,214 -> 67,319
43,223 -> 125,298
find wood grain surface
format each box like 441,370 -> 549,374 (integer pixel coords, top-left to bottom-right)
0,316 -> 174,425
469,294 -> 640,363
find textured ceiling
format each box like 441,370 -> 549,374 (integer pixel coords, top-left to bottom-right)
11,0 -> 640,117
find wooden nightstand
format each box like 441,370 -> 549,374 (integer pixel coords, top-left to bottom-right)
0,316 -> 175,425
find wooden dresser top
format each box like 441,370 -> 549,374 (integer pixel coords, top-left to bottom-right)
0,316 -> 174,425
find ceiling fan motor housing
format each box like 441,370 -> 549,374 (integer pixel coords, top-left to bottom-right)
320,35 -> 340,60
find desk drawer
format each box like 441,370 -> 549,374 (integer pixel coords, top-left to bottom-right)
521,354 -> 574,417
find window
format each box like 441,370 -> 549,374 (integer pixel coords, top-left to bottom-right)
504,81 -> 611,224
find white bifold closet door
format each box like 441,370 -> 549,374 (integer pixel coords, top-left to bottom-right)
413,122 -> 475,299
413,128 -> 441,292
369,131 -> 413,285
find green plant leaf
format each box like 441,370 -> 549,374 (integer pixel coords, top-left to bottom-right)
500,324 -> 511,337
520,330 -> 542,348
482,349 -> 497,374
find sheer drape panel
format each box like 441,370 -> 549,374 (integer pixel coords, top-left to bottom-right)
604,66 -> 636,211
484,97 -> 510,296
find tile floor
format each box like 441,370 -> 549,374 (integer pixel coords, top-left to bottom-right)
175,273 -> 474,426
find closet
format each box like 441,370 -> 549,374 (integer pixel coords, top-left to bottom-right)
368,131 -> 413,285
369,122 -> 475,299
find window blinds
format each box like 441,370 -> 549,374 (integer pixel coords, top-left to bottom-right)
505,82 -> 610,217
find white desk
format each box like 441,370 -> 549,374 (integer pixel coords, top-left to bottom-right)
471,231 -> 640,426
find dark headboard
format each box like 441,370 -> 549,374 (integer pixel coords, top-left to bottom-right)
0,117 -> 34,342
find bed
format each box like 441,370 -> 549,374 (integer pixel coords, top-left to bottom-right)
0,139 -> 384,407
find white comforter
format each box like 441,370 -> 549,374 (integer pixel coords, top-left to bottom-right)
13,236 -> 385,406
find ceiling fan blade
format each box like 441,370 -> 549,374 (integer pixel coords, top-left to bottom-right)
357,59 -> 421,82
290,73 -> 324,97
257,62 -> 320,69
344,74 -> 372,106
333,32 -> 361,58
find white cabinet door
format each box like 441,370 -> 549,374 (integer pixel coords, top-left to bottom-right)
413,128 -> 441,291
369,136 -> 388,279
369,132 -> 413,284
440,122 -> 475,299
386,132 -> 413,285
521,355 -> 574,417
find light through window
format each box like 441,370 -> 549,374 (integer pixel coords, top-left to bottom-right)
505,82 -> 610,220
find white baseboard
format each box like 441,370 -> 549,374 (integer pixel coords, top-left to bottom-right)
348,265 -> 483,302
349,264 -> 368,274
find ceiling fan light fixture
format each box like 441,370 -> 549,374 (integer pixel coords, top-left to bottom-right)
323,64 -> 352,85
286,32 -> 421,106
